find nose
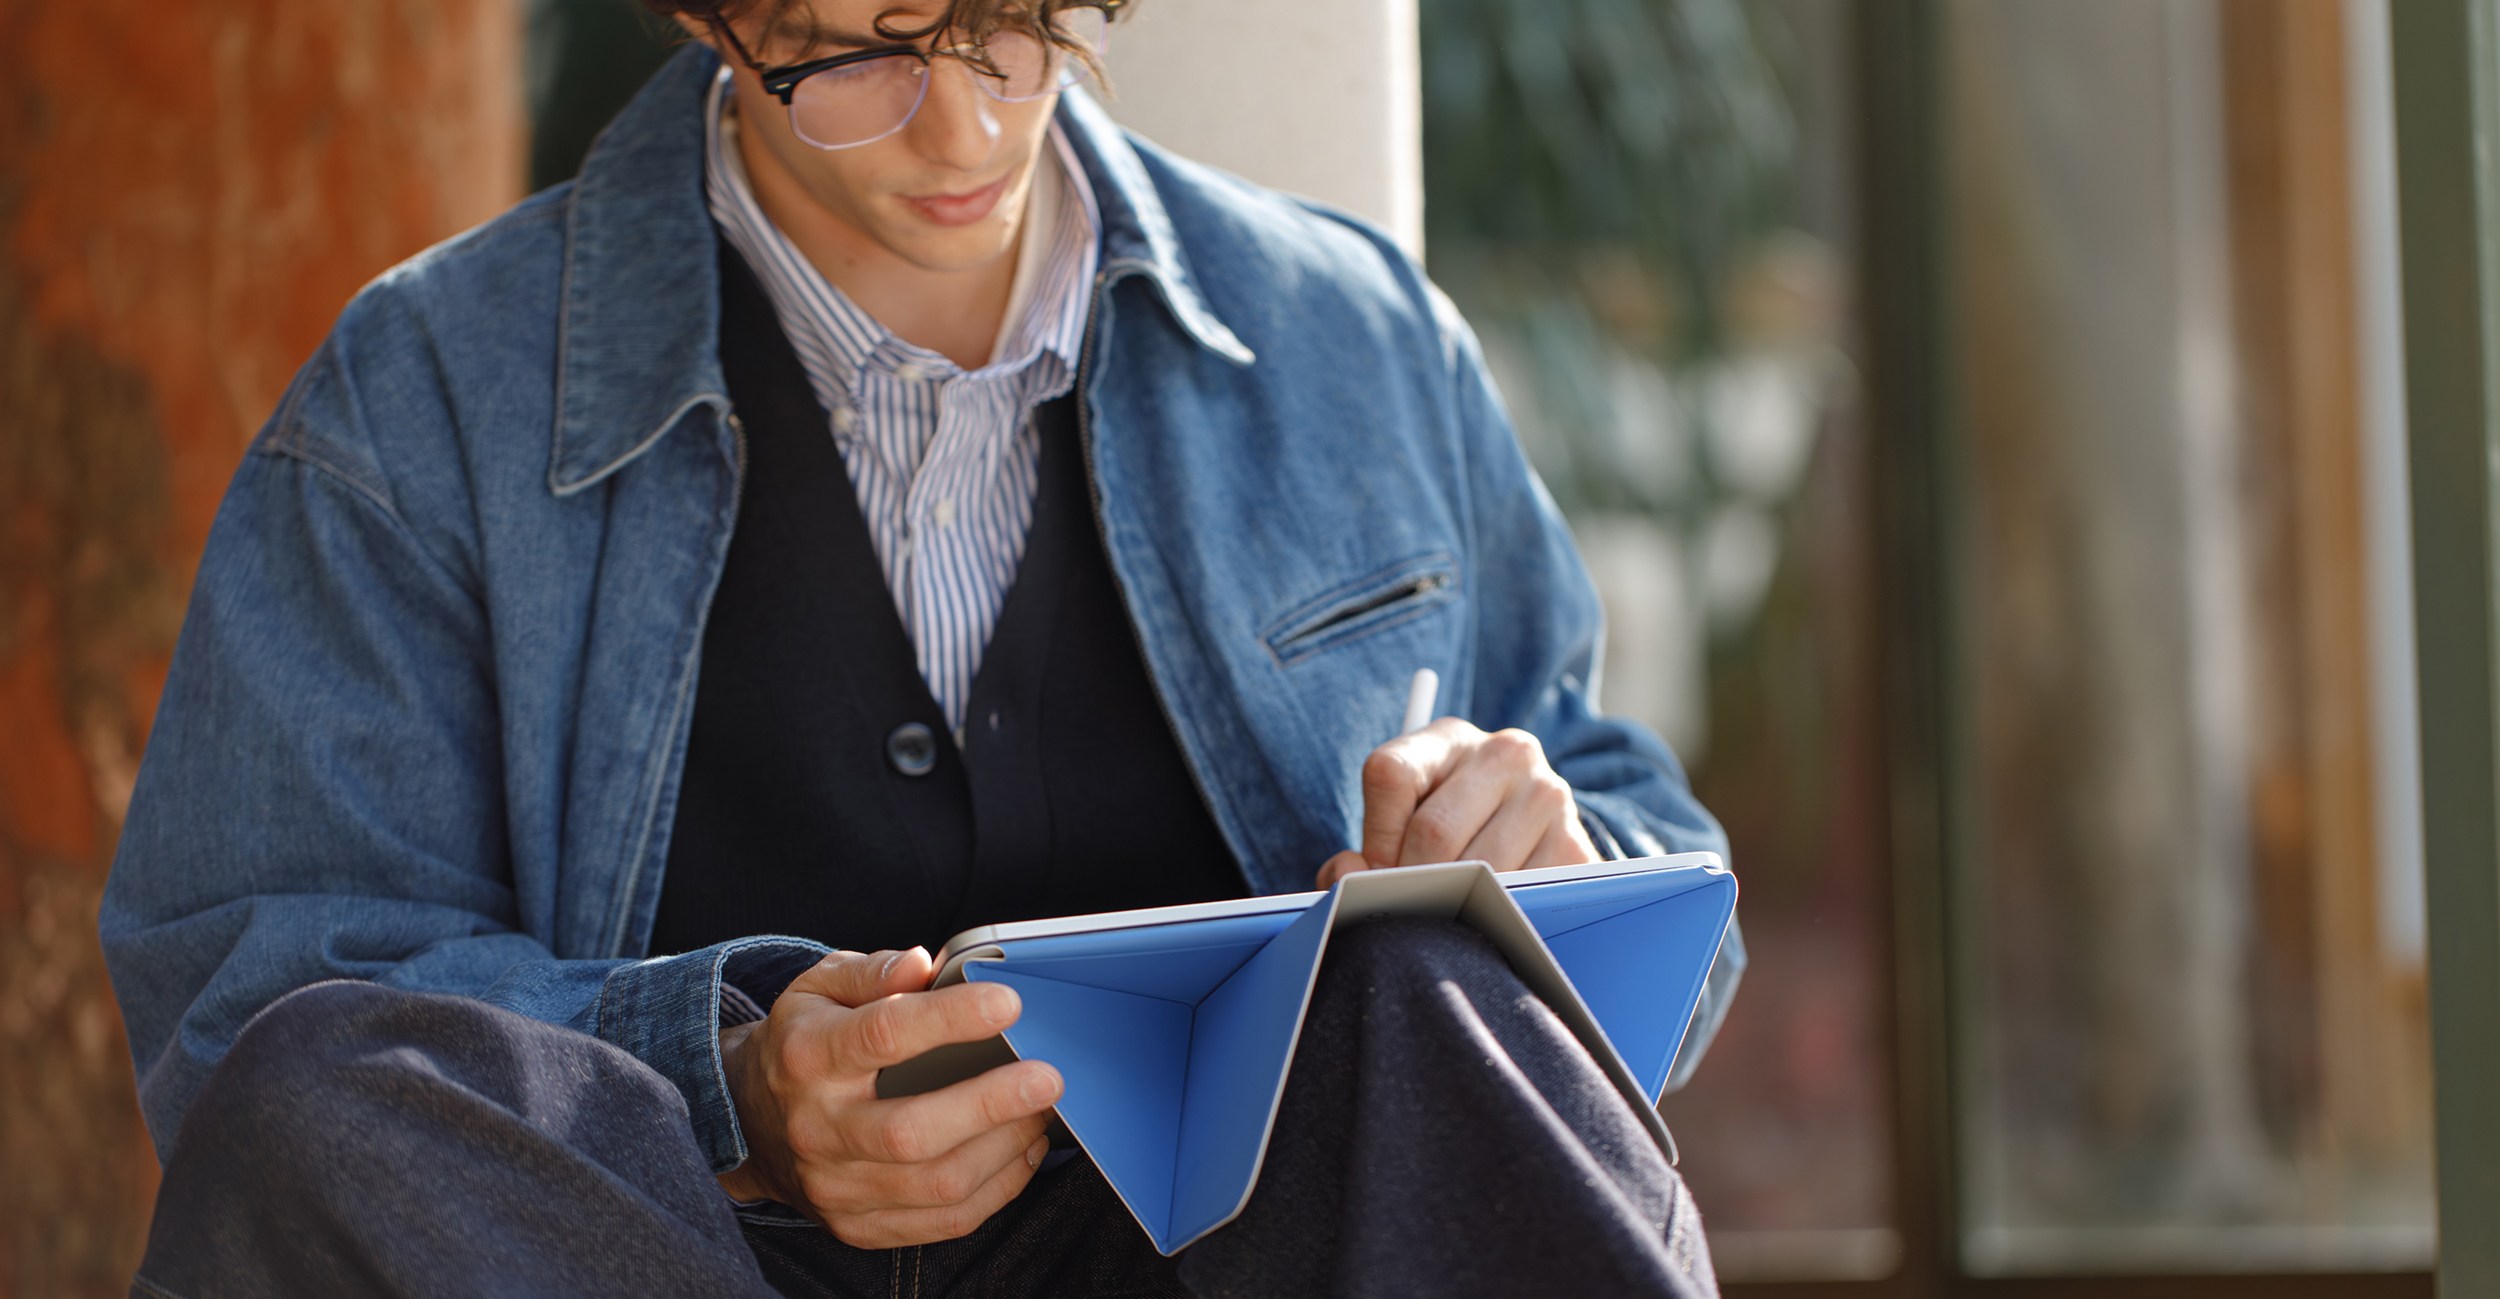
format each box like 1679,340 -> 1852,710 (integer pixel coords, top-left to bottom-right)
904,61 -> 1004,171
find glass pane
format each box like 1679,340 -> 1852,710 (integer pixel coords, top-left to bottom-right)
1421,0 -> 1898,1278
1942,0 -> 2435,1273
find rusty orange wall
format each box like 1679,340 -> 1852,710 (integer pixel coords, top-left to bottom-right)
1,2 -> 521,1292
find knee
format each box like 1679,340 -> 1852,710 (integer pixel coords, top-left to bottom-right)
1326,914 -> 1512,992
165,981 -> 428,1191
238,977 -> 397,1042
196,979 -> 375,1095
205,979 -> 433,1104
182,978 -> 684,1173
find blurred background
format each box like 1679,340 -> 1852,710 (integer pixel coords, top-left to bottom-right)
0,0 -> 2461,1295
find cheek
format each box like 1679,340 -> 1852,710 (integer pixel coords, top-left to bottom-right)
1006,96 -> 1060,150
780,145 -> 895,218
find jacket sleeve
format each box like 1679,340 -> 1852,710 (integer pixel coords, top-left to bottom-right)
99,337 -> 821,1172
1433,287 -> 1748,1091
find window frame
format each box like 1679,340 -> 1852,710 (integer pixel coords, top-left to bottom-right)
2390,1 -> 2500,1296
1720,1 -> 2451,1294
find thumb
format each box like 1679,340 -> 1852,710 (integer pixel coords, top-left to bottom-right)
1315,849 -> 1369,890
1360,721 -> 1465,868
783,946 -> 932,1008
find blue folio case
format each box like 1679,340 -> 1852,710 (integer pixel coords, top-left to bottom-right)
882,853 -> 1736,1255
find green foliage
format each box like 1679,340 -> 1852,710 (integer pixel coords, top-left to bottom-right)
1423,0 -> 1794,352
1421,0 -> 1799,515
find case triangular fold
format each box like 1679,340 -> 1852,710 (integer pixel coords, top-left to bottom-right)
1523,871 -> 1737,1101
975,899 -> 1343,1254
1166,896 -> 1338,1250
963,964 -> 1193,1243
957,910 -> 1306,1001
1517,885 -> 1683,938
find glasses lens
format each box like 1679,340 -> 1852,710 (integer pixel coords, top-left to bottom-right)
788,55 -> 928,149
980,7 -> 1109,102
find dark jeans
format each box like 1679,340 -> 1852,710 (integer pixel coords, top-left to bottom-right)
135,917 -> 1720,1298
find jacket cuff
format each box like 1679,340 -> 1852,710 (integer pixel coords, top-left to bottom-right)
1666,913 -> 1748,1093
1573,788 -> 1667,860
592,936 -> 831,1174
1571,789 -> 1748,1092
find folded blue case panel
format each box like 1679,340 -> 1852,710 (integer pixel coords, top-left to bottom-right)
973,910 -> 1297,1002
1516,871 -> 1737,1100
1515,881 -> 1690,937
1167,898 -> 1338,1250
965,964 -> 1194,1243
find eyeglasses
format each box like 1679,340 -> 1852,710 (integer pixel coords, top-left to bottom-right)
718,6 -> 1113,152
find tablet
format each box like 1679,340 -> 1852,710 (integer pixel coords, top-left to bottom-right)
871,852 -> 1736,1253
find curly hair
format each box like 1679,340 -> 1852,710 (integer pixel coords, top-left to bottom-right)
643,0 -> 1126,84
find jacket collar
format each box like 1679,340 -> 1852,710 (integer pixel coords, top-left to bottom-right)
549,46 -> 1252,496
1050,86 -> 1255,368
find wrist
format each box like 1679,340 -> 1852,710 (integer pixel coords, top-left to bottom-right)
715,1020 -> 772,1201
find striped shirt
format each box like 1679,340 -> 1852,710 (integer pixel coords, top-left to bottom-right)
703,69 -> 1101,734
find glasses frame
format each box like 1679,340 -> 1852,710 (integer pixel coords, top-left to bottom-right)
713,6 -> 1112,152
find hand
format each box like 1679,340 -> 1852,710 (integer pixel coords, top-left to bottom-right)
717,947 -> 1062,1248
1314,717 -> 1601,888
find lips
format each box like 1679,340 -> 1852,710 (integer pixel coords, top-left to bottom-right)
902,173 -> 1012,227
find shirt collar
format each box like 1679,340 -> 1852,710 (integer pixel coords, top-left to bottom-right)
701,66 -> 1098,423
549,46 -> 1248,497
989,123 -> 1092,369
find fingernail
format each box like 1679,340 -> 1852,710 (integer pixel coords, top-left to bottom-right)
878,950 -> 904,980
983,986 -> 1021,1026
1019,1064 -> 1060,1107
1026,1137 -> 1048,1168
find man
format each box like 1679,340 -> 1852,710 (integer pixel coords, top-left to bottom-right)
102,0 -> 1742,1294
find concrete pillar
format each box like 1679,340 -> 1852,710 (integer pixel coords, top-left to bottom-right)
1099,0 -> 1423,254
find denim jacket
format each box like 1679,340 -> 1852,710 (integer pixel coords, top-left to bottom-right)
103,47 -> 1742,1173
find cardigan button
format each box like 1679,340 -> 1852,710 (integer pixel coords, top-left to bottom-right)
886,722 -> 939,777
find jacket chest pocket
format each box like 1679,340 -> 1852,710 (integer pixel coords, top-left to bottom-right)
1263,553 -> 1461,666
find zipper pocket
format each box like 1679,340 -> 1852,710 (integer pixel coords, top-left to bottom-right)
1264,556 -> 1461,664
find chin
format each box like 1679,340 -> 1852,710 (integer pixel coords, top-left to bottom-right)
882,211 -> 1022,275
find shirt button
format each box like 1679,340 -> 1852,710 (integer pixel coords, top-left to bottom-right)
934,497 -> 957,527
895,362 -> 937,383
832,407 -> 861,434
885,722 -> 939,777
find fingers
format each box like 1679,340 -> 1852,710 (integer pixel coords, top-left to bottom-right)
1315,849 -> 1368,890
883,946 -> 937,995
1359,719 -> 1471,866
847,1109 -> 1051,1208
1352,723 -> 1584,874
1456,780 -> 1563,872
1524,816 -> 1601,873
831,980 -> 1023,1074
785,946 -> 932,1009
828,1137 -> 1049,1248
1393,747 -> 1513,866
843,1060 -> 1062,1165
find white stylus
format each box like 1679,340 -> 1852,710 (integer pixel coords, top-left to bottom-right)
1401,668 -> 1441,737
